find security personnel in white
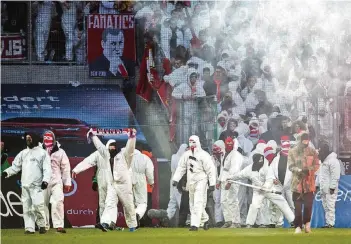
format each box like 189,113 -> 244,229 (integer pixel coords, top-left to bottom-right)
229,153 -> 295,228
72,139 -> 116,227
172,135 -> 216,231
2,132 -> 52,234
89,128 -> 138,232
131,149 -> 154,224
316,141 -> 341,228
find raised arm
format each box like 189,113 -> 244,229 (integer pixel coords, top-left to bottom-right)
123,129 -> 137,168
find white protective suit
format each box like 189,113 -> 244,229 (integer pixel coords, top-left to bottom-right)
61,2 -> 78,61
4,146 -> 52,232
167,144 -> 188,219
219,146 -> 243,225
238,156 -> 252,225
43,142 -> 71,230
317,152 -> 341,226
172,135 -> 216,228
131,150 -> 154,218
212,140 -> 225,224
35,0 -> 53,61
72,140 -> 116,220
172,69 -> 206,141
269,153 -> 294,226
92,134 -> 137,228
230,158 -> 295,226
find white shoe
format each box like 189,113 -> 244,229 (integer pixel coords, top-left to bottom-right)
294,227 -> 302,234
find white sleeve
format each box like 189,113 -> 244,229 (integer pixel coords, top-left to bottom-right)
220,155 -> 231,182
123,136 -> 136,168
172,84 -> 185,99
145,156 -> 154,185
42,151 -> 52,183
231,165 -> 252,181
4,151 -> 23,177
329,159 -> 341,189
92,135 -> 109,159
60,150 -> 71,186
262,166 -> 274,190
172,153 -> 187,182
73,151 -> 98,174
202,153 -> 216,186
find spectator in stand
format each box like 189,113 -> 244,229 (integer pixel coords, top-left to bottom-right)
254,90 -> 273,116
160,18 -> 184,60
74,23 -> 86,65
241,75 -> 257,100
219,119 -> 239,142
61,1 -> 78,61
99,0 -> 118,14
35,0 -> 54,61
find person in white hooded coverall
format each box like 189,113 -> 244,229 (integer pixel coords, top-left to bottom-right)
316,141 -> 341,228
41,130 -> 71,233
229,153 -> 295,228
72,139 -> 117,227
131,149 -> 154,223
172,135 -> 216,231
211,141 -> 225,226
89,129 -> 137,232
2,132 -> 52,234
218,137 -> 243,228
167,144 -> 188,221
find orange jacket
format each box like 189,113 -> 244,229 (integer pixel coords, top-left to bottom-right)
142,150 -> 154,193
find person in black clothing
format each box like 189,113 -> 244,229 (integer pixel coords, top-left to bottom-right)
219,118 -> 239,142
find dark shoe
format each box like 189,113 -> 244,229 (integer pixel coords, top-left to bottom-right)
221,221 -> 232,228
189,226 -> 198,231
129,227 -> 137,232
98,223 -> 109,232
95,224 -> 100,229
136,214 -> 140,229
57,228 -> 67,233
203,221 -> 210,231
39,227 -> 47,234
215,221 -> 224,228
268,224 -> 276,228
24,231 -> 35,234
108,222 -> 116,230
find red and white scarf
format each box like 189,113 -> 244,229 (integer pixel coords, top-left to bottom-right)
43,131 -> 55,155
281,136 -> 291,156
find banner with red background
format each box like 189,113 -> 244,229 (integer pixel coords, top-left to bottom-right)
1,34 -> 26,61
87,14 -> 136,78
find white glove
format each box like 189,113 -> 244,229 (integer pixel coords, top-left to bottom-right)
129,128 -> 137,138
86,128 -> 97,144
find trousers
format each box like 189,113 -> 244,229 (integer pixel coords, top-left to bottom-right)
188,179 -> 208,227
292,192 -> 314,228
22,186 -> 46,232
43,183 -> 64,229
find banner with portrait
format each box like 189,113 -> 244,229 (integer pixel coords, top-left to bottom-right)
87,14 -> 136,79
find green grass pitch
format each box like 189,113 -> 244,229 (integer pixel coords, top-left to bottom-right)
2,228 -> 351,244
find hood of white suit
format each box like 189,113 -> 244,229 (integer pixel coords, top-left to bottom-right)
105,139 -> 116,149
176,144 -> 188,156
189,135 -> 202,150
213,140 -> 225,154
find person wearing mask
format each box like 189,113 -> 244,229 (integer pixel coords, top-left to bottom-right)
211,140 -> 225,227
131,149 -> 154,227
2,132 -> 51,234
316,141 -> 341,228
89,128 -> 138,232
219,137 -> 243,228
219,119 -> 239,142
172,135 -> 216,231
288,133 -> 319,234
41,131 -> 71,233
72,139 -> 117,229
269,136 -> 294,227
229,153 -> 295,228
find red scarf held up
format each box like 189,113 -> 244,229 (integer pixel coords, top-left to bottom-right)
214,79 -> 221,102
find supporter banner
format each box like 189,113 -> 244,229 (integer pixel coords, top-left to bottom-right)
311,175 -> 351,228
1,34 -> 26,60
87,14 -> 136,78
